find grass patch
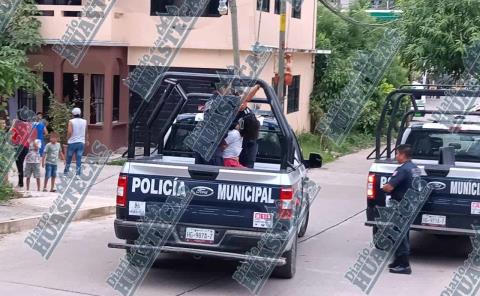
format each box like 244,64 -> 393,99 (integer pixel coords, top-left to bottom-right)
298,132 -> 375,164
0,182 -> 15,202
108,158 -> 127,166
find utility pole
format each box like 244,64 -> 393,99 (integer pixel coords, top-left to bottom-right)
219,0 -> 240,70
230,0 -> 241,71
278,0 -> 286,110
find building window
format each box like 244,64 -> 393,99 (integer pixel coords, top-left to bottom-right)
113,75 -> 120,122
90,74 -> 105,124
35,0 -> 81,5
275,0 -> 299,17
17,90 -> 36,112
63,73 -> 84,113
150,0 -> 221,17
292,0 -> 301,19
287,75 -> 300,113
257,0 -> 269,12
274,0 -> 280,14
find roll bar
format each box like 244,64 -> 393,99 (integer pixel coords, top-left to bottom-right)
395,110 -> 480,148
127,72 -> 294,170
370,87 -> 480,160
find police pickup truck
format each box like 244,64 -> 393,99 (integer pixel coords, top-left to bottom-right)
108,72 -> 322,278
366,86 -> 480,236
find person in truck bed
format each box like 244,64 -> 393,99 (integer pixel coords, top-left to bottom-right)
222,119 -> 244,168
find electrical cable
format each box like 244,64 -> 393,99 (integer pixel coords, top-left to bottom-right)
299,208 -> 367,244
317,0 -> 398,28
256,0 -> 263,43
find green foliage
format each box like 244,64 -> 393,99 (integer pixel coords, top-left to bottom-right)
0,130 -> 16,201
355,79 -> 396,132
47,97 -> 73,145
298,132 -> 375,164
398,0 -> 480,80
0,130 -> 14,177
0,181 -> 14,202
108,159 -> 127,166
311,3 -> 408,135
0,0 -> 43,105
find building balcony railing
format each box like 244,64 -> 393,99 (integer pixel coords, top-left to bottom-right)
35,0 -> 316,52
35,3 -> 118,46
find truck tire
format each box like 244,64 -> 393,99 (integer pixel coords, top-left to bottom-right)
297,207 -> 309,238
272,235 -> 297,279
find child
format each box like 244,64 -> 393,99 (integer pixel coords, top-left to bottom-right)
42,132 -> 65,192
25,139 -> 42,192
222,120 -> 244,168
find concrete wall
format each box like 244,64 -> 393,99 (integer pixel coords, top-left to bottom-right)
37,0 -> 317,51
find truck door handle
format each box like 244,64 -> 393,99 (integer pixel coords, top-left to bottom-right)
188,166 -> 219,180
424,165 -> 451,178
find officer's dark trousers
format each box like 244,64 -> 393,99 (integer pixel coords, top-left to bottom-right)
395,231 -> 410,258
15,146 -> 28,187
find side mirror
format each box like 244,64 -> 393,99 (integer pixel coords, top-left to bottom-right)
304,153 -> 322,169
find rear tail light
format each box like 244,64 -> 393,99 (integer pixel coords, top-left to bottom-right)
279,187 -> 294,219
367,173 -> 376,200
117,175 -> 128,207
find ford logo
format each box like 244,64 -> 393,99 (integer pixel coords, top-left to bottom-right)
428,181 -> 447,191
191,186 -> 214,197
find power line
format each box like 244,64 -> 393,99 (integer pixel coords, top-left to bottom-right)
317,0 -> 398,28
299,208 -> 366,244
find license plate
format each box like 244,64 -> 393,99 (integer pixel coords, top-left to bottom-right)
421,214 -> 446,226
128,201 -> 145,216
185,227 -> 215,244
472,202 -> 480,215
253,212 -> 273,228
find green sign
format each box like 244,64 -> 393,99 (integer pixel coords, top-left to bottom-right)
367,10 -> 401,21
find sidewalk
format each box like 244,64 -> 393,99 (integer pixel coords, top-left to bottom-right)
0,161 -> 123,235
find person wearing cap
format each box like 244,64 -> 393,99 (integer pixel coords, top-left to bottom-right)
64,107 -> 87,176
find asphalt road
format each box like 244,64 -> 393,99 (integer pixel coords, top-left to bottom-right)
0,149 -> 472,296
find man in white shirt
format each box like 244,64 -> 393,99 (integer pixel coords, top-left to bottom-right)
64,108 -> 88,176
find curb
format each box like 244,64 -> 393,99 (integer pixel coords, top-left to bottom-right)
0,206 -> 115,235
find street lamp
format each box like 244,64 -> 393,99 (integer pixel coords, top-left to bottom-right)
218,0 -> 228,15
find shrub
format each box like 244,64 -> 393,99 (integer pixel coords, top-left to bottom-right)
47,96 -> 73,145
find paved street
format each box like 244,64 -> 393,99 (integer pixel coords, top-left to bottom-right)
0,149 -> 472,296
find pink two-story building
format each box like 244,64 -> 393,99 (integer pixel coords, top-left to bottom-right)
12,0 -> 325,151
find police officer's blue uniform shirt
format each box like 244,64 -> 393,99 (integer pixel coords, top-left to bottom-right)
388,160 -> 421,201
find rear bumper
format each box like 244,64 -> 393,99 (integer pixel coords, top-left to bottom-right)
366,206 -> 479,236
108,242 -> 286,266
364,221 -> 477,236
112,219 -> 294,255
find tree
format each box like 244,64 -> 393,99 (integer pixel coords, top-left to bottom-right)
398,0 -> 480,81
311,1 -> 408,134
0,0 -> 43,112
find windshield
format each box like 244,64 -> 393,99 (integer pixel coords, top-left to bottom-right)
164,114 -> 283,164
405,129 -> 480,163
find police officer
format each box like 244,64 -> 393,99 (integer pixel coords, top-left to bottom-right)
382,144 -> 420,275
236,84 -> 261,168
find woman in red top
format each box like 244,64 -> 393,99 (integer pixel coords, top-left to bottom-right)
11,118 -> 37,188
